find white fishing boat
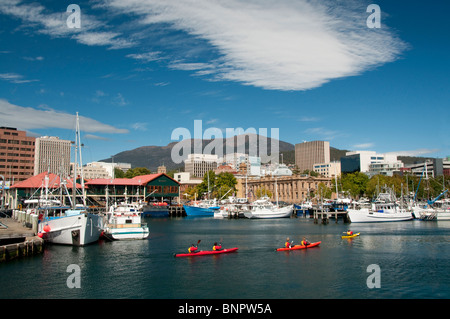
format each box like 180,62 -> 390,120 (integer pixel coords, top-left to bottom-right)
102,202 -> 149,240
36,113 -> 102,246
38,206 -> 103,246
244,197 -> 293,219
347,191 -> 413,223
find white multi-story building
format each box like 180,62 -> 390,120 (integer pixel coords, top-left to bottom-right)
341,151 -> 403,176
34,136 -> 71,177
184,154 -> 218,177
313,161 -> 341,178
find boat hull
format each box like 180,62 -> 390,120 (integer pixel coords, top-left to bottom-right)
104,226 -> 149,240
244,206 -> 293,219
276,241 -> 321,251
141,206 -> 169,217
183,205 -> 217,217
174,247 -> 238,257
341,232 -> 360,239
348,209 -> 413,223
39,212 -> 102,246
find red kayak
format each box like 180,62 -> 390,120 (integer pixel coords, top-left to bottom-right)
174,247 -> 238,257
276,241 -> 321,251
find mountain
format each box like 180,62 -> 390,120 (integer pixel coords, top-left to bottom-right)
100,134 -> 295,172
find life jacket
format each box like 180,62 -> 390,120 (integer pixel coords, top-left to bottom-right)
347,231 -> 353,235
213,245 -> 222,251
188,246 -> 198,253
285,242 -> 290,248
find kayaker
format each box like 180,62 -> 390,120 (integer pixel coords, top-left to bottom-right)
285,237 -> 292,248
213,242 -> 222,251
188,244 -> 198,253
346,230 -> 354,236
301,237 -> 310,246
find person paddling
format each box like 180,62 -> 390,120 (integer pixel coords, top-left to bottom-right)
301,237 -> 310,247
188,240 -> 201,253
213,242 -> 222,251
285,237 -> 292,249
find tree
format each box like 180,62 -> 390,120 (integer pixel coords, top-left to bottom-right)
114,167 -> 125,178
195,171 -> 237,199
124,167 -> 151,178
317,182 -> 332,199
255,187 -> 273,198
340,172 -> 369,199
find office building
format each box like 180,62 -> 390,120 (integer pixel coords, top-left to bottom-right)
184,154 -> 218,177
295,141 -> 330,172
34,136 -> 71,178
313,161 -> 341,178
341,151 -> 403,176
0,127 -> 35,182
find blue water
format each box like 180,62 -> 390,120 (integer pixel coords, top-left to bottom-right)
1,217 -> 450,299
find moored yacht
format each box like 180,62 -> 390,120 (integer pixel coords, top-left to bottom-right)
102,201 -> 149,240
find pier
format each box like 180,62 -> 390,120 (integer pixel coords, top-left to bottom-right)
0,216 -> 44,262
293,207 -> 349,224
169,205 -> 186,217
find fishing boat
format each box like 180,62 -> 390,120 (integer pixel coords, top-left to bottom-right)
347,190 -> 413,223
244,197 -> 293,219
183,199 -> 221,217
142,201 -> 170,217
37,113 -> 102,246
102,201 -> 149,240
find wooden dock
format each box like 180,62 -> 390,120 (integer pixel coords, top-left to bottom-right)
169,205 -> 186,217
0,217 -> 44,262
293,208 -> 349,224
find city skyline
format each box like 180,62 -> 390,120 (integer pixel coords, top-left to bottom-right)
0,0 -> 448,164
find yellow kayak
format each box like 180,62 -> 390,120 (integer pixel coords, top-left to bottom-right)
342,232 -> 360,239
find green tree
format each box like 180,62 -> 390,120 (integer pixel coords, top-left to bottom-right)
124,167 -> 151,178
255,187 -> 273,198
317,182 -> 332,199
340,172 -> 369,199
114,167 -> 125,178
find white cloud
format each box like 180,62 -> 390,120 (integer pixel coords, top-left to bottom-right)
0,73 -> 38,84
105,0 -> 407,91
0,0 -> 134,49
352,143 -> 374,149
127,51 -> 163,62
0,99 -> 128,134
387,149 -> 441,157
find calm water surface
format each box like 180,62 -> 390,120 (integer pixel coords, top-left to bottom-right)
1,217 -> 449,299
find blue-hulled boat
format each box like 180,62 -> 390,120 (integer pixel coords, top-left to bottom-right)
183,200 -> 220,217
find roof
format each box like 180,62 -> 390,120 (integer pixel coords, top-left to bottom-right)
85,173 -> 180,186
11,172 -> 84,189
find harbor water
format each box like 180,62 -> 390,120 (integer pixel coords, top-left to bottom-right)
1,217 -> 449,299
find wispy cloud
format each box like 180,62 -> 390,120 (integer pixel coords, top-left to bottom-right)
0,73 -> 38,84
304,127 -> 344,140
0,99 -> 129,134
105,0 -> 407,91
298,116 -> 320,122
127,51 -> 163,63
0,0 -> 134,49
352,143 -> 374,149
387,149 -> 441,157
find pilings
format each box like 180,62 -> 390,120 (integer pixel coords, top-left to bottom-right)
169,205 -> 185,217
0,216 -> 44,262
293,207 -> 349,224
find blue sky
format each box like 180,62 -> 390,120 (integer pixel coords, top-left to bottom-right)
0,0 -> 449,165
